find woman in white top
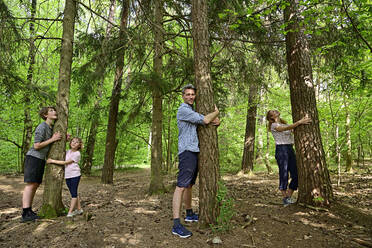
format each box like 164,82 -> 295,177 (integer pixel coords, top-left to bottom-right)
266,110 -> 311,205
47,137 -> 84,217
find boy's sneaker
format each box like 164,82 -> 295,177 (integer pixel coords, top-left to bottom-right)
185,213 -> 198,222
21,211 -> 37,223
30,210 -> 41,219
73,209 -> 83,215
287,197 -> 296,204
172,224 -> 192,238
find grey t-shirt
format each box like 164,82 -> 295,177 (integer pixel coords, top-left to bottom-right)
177,103 -> 205,155
26,122 -> 53,160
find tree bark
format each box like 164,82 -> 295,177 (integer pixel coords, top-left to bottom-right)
165,97 -> 174,172
192,0 -> 220,227
82,0 -> 116,175
21,0 -> 37,173
41,0 -> 76,216
344,98 -> 353,172
101,0 -> 129,184
284,0 -> 333,206
149,0 -> 165,194
241,82 -> 258,174
336,125 -> 341,186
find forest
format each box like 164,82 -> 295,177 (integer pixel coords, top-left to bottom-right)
0,0 -> 371,247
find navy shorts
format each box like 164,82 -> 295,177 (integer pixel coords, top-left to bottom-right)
177,151 -> 198,188
66,176 -> 81,198
24,155 -> 46,184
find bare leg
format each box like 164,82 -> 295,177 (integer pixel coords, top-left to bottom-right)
183,186 -> 192,210
287,189 -> 294,198
22,183 -> 39,208
76,196 -> 81,210
68,198 -> 78,214
280,189 -> 287,198
172,186 -> 185,219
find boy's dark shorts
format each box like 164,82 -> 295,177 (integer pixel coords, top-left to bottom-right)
177,151 -> 198,188
24,155 -> 46,184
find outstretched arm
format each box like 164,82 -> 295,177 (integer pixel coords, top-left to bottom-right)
47,158 -> 74,166
274,115 -> 311,132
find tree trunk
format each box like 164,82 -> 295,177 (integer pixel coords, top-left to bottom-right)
265,125 -> 272,173
284,0 -> 333,206
336,125 -> 341,186
344,98 -> 353,172
262,89 -> 272,173
149,0 -> 165,194
241,82 -> 258,174
192,0 -> 219,227
21,0 -> 37,173
81,110 -> 99,175
101,0 -> 129,184
165,98 -> 173,172
81,0 -> 116,175
41,0 -> 76,217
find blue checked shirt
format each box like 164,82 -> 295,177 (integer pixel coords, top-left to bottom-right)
177,103 -> 205,155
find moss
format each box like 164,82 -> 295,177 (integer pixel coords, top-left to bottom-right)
39,204 -> 57,219
39,204 -> 66,219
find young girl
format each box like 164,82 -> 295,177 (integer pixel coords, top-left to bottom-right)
266,110 -> 311,205
47,137 -> 84,217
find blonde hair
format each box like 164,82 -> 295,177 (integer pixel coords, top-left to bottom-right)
266,110 -> 287,132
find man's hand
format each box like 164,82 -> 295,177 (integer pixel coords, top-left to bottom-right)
211,117 -> 220,126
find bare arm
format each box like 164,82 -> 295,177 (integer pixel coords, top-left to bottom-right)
274,116 -> 311,132
34,132 -> 62,150
47,158 -> 74,165
203,105 -> 220,124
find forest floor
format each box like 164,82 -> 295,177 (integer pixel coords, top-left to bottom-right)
0,167 -> 371,248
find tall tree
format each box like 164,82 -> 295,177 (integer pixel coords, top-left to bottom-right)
344,98 -> 353,172
101,0 -> 130,184
192,0 -> 220,227
241,81 -> 258,174
149,0 -> 165,194
81,0 -> 116,175
41,0 -> 77,216
21,0 -> 37,172
284,0 -> 333,206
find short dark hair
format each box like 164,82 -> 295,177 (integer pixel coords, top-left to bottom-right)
39,106 -> 56,120
181,84 -> 196,94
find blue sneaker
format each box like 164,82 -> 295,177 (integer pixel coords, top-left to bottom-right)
185,213 -> 198,222
172,224 -> 192,238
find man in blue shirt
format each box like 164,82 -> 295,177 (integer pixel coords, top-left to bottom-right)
172,84 -> 220,238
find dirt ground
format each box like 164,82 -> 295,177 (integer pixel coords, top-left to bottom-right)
0,168 -> 371,248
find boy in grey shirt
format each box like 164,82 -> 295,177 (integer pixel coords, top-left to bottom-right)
21,106 -> 61,222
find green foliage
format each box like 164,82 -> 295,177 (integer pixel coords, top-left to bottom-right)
210,181 -> 236,233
